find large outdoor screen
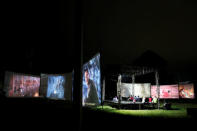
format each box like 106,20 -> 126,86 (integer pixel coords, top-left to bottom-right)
41,73 -> 73,100
118,83 -> 151,98
82,53 -> 101,106
41,74 -> 67,99
179,84 -> 195,99
151,85 -> 179,99
4,72 -> 40,97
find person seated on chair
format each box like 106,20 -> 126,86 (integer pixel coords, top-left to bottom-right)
149,97 -> 152,103
113,96 -> 118,102
133,96 -> 137,103
152,96 -> 158,104
136,96 -> 140,102
142,96 -> 146,103
164,101 -> 171,110
128,95 -> 134,101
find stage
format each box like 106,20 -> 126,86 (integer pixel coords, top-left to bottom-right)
104,100 -> 157,109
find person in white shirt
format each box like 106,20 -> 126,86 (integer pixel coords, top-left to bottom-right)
113,96 -> 118,102
153,96 -> 158,103
142,96 -> 145,103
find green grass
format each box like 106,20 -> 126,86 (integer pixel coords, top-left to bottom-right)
90,103 -> 197,119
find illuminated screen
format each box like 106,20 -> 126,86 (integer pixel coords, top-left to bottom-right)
4,72 -> 40,97
41,73 -> 73,100
41,74 -> 66,99
118,83 -> 151,98
47,76 -> 65,99
151,85 -> 179,99
179,84 -> 195,99
82,53 -> 101,106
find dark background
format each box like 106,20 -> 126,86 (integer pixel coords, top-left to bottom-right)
1,0 -> 197,78
1,1 -> 197,130
1,0 -> 197,102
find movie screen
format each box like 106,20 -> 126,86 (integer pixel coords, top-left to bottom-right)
41,74 -> 66,99
4,72 -> 40,97
179,84 -> 195,99
82,53 -> 101,106
118,83 -> 151,98
151,85 -> 179,99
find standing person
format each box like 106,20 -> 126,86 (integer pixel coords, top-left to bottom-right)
113,96 -> 118,102
84,69 -> 99,105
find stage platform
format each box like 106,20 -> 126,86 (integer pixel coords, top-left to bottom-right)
104,100 -> 157,109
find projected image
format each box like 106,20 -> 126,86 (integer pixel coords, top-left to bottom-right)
179,84 -> 195,99
5,72 -> 40,97
151,85 -> 179,99
134,84 -> 151,98
47,76 -> 65,99
82,53 -> 101,106
119,83 -> 133,98
119,83 -> 151,98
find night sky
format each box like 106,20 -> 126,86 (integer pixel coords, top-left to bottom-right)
1,0 -> 197,78
83,0 -> 197,72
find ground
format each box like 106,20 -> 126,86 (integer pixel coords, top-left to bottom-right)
0,98 -> 197,131
81,102 -> 197,131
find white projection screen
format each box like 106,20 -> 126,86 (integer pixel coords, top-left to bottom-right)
117,83 -> 151,98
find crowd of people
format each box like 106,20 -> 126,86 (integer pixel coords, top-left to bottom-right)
113,95 -> 158,103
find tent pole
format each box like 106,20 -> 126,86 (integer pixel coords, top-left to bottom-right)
102,77 -> 105,109
132,74 -> 135,97
155,71 -> 160,109
118,74 -> 122,109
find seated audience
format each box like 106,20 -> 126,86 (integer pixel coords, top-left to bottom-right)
128,95 -> 134,101
142,96 -> 145,103
113,96 -> 118,102
153,96 -> 158,103
149,97 -> 152,103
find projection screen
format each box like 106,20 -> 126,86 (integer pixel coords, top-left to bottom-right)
179,84 -> 195,99
151,85 -> 179,99
82,53 -> 101,106
4,71 -> 40,97
117,83 -> 151,98
40,73 -> 72,100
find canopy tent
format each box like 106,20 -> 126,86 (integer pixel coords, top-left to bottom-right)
104,50 -> 168,109
114,66 -> 160,109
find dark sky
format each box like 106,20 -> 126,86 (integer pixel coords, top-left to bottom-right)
1,1 -> 76,74
1,0 -> 197,75
83,0 -> 197,72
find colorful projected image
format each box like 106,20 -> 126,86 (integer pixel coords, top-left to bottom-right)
5,72 -> 40,97
151,85 -> 179,99
82,53 -> 101,106
119,83 -> 151,98
47,76 -> 65,99
179,84 -> 195,99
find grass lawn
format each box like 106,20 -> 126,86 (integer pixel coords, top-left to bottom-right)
90,103 -> 197,119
